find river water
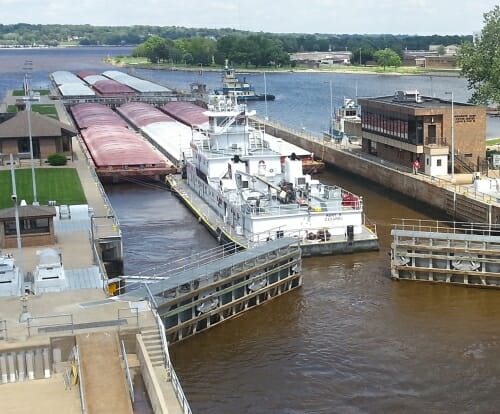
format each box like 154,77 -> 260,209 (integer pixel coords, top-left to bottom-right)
2,47 -> 500,413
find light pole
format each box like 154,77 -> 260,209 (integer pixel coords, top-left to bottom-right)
23,62 -> 38,205
10,154 -> 24,293
445,91 -> 455,182
264,71 -> 268,120
27,95 -> 38,205
445,91 -> 456,221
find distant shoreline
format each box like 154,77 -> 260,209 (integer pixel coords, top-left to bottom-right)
107,59 -> 462,78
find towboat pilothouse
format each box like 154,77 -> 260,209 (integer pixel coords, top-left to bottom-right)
180,96 -> 378,256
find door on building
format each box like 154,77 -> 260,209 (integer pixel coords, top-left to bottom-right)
18,137 -> 40,157
427,125 -> 436,145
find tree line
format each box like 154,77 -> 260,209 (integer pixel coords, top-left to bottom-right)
0,23 -> 469,53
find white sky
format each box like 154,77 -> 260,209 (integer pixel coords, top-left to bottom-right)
0,0 -> 497,35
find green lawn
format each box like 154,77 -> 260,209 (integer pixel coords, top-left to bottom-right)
0,168 -> 87,209
487,138 -> 500,145
12,89 -> 50,96
5,104 -> 59,119
31,104 -> 59,119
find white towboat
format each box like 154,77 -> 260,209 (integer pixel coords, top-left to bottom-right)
323,97 -> 361,143
179,96 -> 378,255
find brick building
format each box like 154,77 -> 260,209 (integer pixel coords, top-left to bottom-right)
0,110 -> 76,161
357,90 -> 486,176
0,205 -> 56,248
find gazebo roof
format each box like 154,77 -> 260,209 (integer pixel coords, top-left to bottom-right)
0,111 -> 76,139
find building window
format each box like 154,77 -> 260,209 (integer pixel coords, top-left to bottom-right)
437,159 -> 442,166
362,109 -> 424,144
4,217 -> 50,236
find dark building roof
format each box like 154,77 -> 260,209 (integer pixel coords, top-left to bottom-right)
0,110 -> 77,139
0,205 -> 56,220
358,91 -> 475,110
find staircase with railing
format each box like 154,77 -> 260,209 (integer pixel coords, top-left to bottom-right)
454,154 -> 476,174
140,326 -> 165,367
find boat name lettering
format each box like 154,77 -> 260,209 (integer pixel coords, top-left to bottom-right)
325,213 -> 342,221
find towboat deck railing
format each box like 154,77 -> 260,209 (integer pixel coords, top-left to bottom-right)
363,215 -> 378,235
242,193 -> 363,216
249,223 -> 377,245
392,218 -> 500,235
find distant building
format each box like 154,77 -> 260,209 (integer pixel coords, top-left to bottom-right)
403,45 -> 458,69
357,90 -> 486,175
429,44 -> 459,56
290,51 -> 352,68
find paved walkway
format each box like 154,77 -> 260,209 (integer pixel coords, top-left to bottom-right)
78,332 -> 133,414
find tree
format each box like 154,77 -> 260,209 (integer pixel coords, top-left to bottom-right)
373,48 -> 401,70
436,45 -> 446,55
458,6 -> 500,105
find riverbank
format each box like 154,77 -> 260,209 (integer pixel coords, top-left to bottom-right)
105,57 -> 461,77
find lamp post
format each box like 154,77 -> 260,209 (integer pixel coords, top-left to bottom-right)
445,91 -> 455,182
27,95 -> 38,205
9,154 -> 24,291
264,71 -> 268,120
445,91 -> 456,221
23,63 -> 38,205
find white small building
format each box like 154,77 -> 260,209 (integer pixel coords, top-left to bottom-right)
423,145 -> 448,177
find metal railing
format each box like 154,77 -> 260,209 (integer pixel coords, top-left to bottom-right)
120,339 -> 135,403
392,218 -> 500,235
169,365 -> 192,414
89,231 -> 109,293
27,314 -> 73,337
152,308 -> 192,414
73,345 -> 87,414
77,135 -> 121,230
364,215 -> 378,235
120,241 -> 239,283
455,183 -> 498,204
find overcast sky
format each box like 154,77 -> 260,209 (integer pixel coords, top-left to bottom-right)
1,0 -> 497,35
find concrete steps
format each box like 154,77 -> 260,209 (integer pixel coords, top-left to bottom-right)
140,326 -> 165,367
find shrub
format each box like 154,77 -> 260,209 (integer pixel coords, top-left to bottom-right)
47,153 -> 67,166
